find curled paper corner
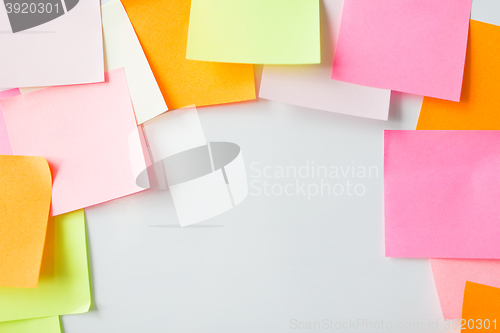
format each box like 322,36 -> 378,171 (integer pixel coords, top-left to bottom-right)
128,107 -> 249,227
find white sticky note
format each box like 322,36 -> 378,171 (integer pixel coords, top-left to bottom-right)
0,0 -> 104,88
101,0 -> 167,124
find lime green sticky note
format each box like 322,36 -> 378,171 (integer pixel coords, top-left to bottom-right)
0,210 -> 90,322
186,0 -> 320,64
0,316 -> 61,333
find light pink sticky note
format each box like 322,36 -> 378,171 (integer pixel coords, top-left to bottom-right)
0,0 -> 104,88
1,68 -> 145,216
384,130 -> 500,258
332,0 -> 472,101
431,259 -> 500,319
0,89 -> 20,155
260,0 -> 390,120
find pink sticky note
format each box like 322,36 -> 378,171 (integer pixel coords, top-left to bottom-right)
332,0 -> 472,101
260,0 -> 390,120
0,89 -> 20,155
384,130 -> 500,258
431,259 -> 500,319
1,68 -> 145,216
0,89 -> 21,100
0,0 -> 104,88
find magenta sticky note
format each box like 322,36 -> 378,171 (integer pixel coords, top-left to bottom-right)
0,89 -> 20,155
384,130 -> 500,258
1,69 -> 145,216
431,259 -> 500,319
332,0 -> 472,101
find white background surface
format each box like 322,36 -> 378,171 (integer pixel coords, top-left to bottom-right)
62,1 -> 499,332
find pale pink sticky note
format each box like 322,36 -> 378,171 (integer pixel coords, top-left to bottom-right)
260,0 -> 390,120
0,89 -> 20,154
431,259 -> 500,319
0,0 -> 104,88
1,68 -> 145,216
384,130 -> 500,258
332,0 -> 472,101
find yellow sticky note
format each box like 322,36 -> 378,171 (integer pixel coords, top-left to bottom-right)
462,282 -> 500,331
120,0 -> 256,110
0,155 -> 51,288
0,210 -> 91,322
0,316 -> 61,333
417,20 -> 500,130
186,0 -> 321,64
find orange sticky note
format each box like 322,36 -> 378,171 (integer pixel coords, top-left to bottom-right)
120,0 -> 256,109
462,282 -> 500,331
0,155 -> 52,288
417,20 -> 500,130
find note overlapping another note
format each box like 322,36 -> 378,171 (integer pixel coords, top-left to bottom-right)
417,20 -> 500,130
432,259 -> 500,319
121,0 -> 255,109
331,0 -> 472,101
0,210 -> 90,322
1,69 -> 145,216
101,0 -> 167,124
0,155 -> 52,288
260,0 -> 391,120
186,0 -> 320,64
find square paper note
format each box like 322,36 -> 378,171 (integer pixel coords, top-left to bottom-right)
186,0 -> 320,64
1,68 -> 145,216
385,130 -> 500,258
0,0 -> 104,88
260,0 -> 390,120
331,0 -> 472,101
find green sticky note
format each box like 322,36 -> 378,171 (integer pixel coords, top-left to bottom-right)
0,316 -> 61,333
186,0 -> 321,64
0,210 -> 91,322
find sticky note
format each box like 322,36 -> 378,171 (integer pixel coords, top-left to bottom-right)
0,155 -> 51,288
331,0 -> 472,101
186,0 -> 320,64
120,0 -> 255,109
260,0 -> 391,120
102,0 -> 167,124
385,130 -> 500,258
0,0 -> 104,88
1,69 -> 145,216
431,259 -> 500,319
0,89 -> 20,99
0,210 -> 90,322
462,282 -> 500,330
417,21 -> 500,130
0,89 -> 20,155
0,316 -> 61,333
